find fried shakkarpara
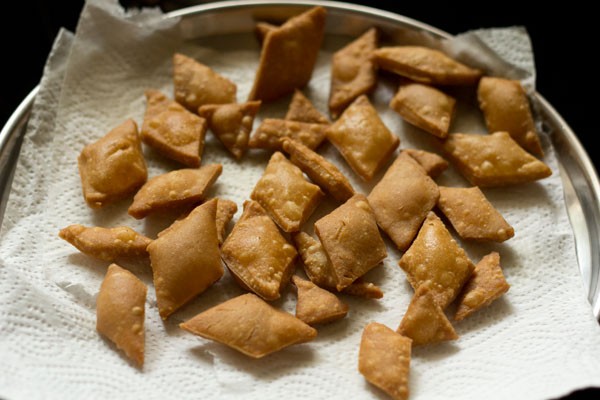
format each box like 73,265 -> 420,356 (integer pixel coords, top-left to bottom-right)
59,225 -> 151,262
251,152 -> 323,232
373,46 -> 482,85
368,151 -> 439,251
329,28 -> 378,119
221,200 -> 298,301
397,283 -> 458,346
198,101 -> 261,159
215,198 -> 238,245
326,95 -> 399,181
399,212 -> 474,309
455,252 -> 510,321
390,82 -> 456,138
141,90 -> 207,167
285,89 -> 330,124
478,76 -> 543,157
442,131 -> 552,187
359,322 -> 411,400
248,118 -> 328,151
437,186 -> 514,242
282,139 -> 355,202
248,6 -> 326,101
292,276 -> 349,325
96,264 -> 147,367
147,199 -> 223,319
315,194 -> 387,291
173,53 -> 237,111
180,293 -> 317,358
78,119 -> 147,208
128,164 -> 222,219
403,148 -> 449,178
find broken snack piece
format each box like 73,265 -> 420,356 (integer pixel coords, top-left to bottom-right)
221,200 -> 297,301
180,293 -> 317,358
59,225 -> 152,262
249,118 -> 328,151
96,263 -> 147,367
359,322 -> 412,400
78,119 -> 147,208
285,89 -> 329,124
215,198 -> 238,245
293,276 -> 349,325
403,148 -> 449,179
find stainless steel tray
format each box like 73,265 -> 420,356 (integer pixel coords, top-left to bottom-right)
1,0 -> 598,321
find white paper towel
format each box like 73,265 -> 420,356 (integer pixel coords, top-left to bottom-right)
1,1 -> 600,399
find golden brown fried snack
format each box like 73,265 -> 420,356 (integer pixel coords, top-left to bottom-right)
397,283 -> 458,346
78,119 -> 147,208
329,27 -> 378,119
442,131 -> 552,187
390,82 -> 456,138
403,148 -> 449,178
180,293 -> 317,358
254,21 -> 277,44
359,322 -> 411,400
147,199 -> 223,319
248,118 -> 328,151
221,200 -> 298,301
315,194 -> 387,291
215,198 -> 238,245
437,186 -> 514,242
285,89 -> 330,124
478,76 -> 543,157
251,152 -> 323,232
248,6 -> 326,101
141,90 -> 207,167
326,95 -> 400,181
373,46 -> 482,85
96,264 -> 147,367
292,276 -> 348,325
282,139 -> 354,202
455,252 -> 510,321
128,164 -> 222,219
399,212 -> 474,309
368,152 -> 439,251
173,53 -> 237,111
59,225 -> 151,262
198,101 -> 261,159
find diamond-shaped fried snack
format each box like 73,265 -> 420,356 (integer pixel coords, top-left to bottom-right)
399,212 -> 474,309
96,264 -> 147,367
329,28 -> 378,119
180,293 -> 317,358
221,200 -> 298,301
455,252 -> 510,321
442,131 -> 552,187
198,101 -> 261,159
285,89 -> 330,124
59,225 -> 152,262
326,95 -> 400,181
368,152 -> 439,251
254,21 -> 277,44
251,152 -> 323,232
292,276 -> 348,325
141,90 -> 207,167
403,148 -> 448,178
78,119 -> 147,208
173,53 -> 237,111
315,194 -> 387,291
397,283 -> 458,346
478,76 -> 543,157
359,322 -> 411,400
249,118 -> 328,151
282,139 -> 354,202
215,198 -> 238,245
437,186 -> 514,242
293,232 -> 383,299
390,83 -> 456,138
248,6 -> 326,101
373,46 -> 483,85
147,199 -> 223,319
128,164 -> 222,219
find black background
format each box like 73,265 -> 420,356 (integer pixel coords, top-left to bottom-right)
0,1 -> 598,399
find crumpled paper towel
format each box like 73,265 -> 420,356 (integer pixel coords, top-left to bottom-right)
1,1 -> 600,399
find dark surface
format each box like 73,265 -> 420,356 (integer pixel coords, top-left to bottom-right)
0,1 -> 598,399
